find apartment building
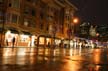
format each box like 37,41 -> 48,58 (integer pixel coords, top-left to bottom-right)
0,0 -> 77,47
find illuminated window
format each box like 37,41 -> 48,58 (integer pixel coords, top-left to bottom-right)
24,18 -> 36,28
39,37 -> 45,44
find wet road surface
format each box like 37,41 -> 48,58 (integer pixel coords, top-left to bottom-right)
0,47 -> 108,71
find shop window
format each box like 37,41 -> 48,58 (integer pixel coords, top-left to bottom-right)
39,37 -> 45,45
20,35 -> 29,42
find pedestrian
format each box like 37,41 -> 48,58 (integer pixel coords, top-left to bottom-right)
6,39 -> 8,46
12,37 -> 15,47
48,42 -> 50,48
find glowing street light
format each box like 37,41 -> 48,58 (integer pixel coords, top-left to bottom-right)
73,17 -> 79,24
68,17 -> 79,48
71,17 -> 79,38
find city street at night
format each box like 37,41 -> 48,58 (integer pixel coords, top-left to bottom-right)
0,0 -> 108,71
0,47 -> 107,71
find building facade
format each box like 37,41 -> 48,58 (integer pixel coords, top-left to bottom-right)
0,0 -> 77,47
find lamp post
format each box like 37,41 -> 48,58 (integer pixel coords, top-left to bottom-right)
67,17 -> 79,48
72,17 -> 79,39
69,17 -> 79,48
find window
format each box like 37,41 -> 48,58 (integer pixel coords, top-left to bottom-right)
11,14 -> 18,23
66,15 -> 70,21
6,13 -> 11,23
0,18 -> 3,23
0,11 -> 3,16
0,0 -> 3,2
9,0 -> 20,8
0,0 -> 3,4
24,6 -> 36,17
9,3 -> 11,7
31,9 -> 36,16
32,10 -> 35,16
24,18 -> 36,28
30,21 -> 36,28
13,0 -> 20,8
24,19 -> 29,26
46,25 -> 49,31
24,7 -> 30,14
40,13 -> 44,19
40,23 -> 43,30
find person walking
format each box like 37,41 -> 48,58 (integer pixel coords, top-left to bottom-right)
6,39 -> 8,46
12,37 -> 15,47
48,42 -> 50,48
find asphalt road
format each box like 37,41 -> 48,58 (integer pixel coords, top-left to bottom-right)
0,47 -> 108,71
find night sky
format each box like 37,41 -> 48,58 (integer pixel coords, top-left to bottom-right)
70,0 -> 108,25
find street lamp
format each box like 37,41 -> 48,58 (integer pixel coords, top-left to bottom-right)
73,18 -> 79,24
72,17 -> 79,38
69,17 -> 79,48
67,17 -> 79,48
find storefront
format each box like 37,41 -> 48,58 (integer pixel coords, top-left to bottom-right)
38,35 -> 52,47
5,29 -> 37,47
5,29 -> 19,47
38,35 -> 61,47
54,38 -> 61,47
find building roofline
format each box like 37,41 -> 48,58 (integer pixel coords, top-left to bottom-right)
54,0 -> 65,7
65,0 -> 78,11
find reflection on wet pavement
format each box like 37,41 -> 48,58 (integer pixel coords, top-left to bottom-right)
0,47 -> 108,71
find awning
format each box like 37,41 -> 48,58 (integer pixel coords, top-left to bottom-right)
21,31 -> 32,35
39,35 -> 52,38
9,29 -> 19,34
